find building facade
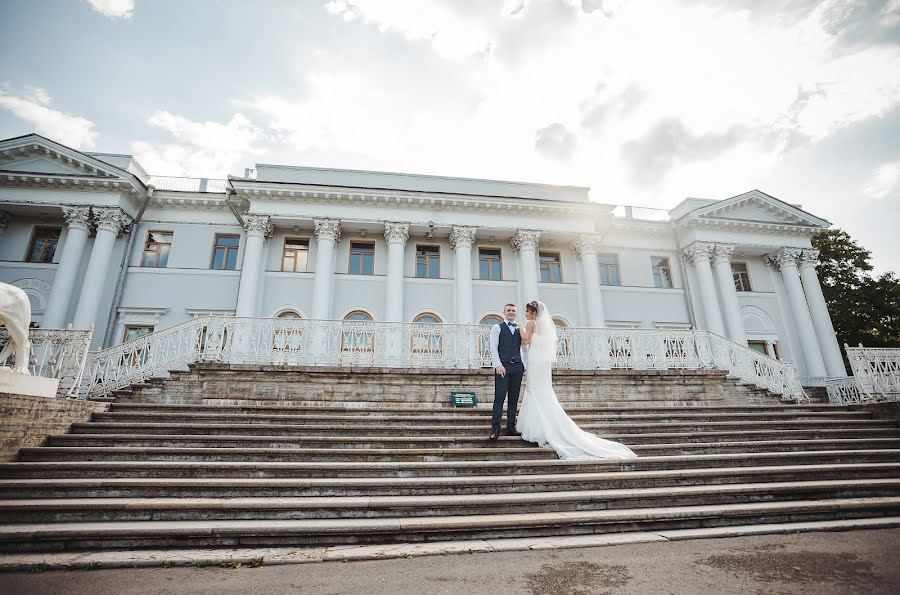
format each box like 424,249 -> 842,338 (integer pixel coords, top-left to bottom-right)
0,134 -> 846,379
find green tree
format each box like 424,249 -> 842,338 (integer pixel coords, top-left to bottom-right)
811,230 -> 900,361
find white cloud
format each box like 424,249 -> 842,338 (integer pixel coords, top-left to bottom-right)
87,0 -> 135,19
132,111 -> 263,177
864,161 -> 900,200
0,88 -> 97,149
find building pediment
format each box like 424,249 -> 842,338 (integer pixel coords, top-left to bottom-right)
677,190 -> 830,230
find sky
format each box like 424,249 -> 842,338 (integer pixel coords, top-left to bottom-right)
0,0 -> 898,272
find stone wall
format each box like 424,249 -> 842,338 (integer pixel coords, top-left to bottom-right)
0,394 -> 108,462
117,363 -> 783,409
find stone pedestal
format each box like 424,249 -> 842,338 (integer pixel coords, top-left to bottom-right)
0,370 -> 59,398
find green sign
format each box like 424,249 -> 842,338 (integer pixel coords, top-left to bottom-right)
451,391 -> 477,407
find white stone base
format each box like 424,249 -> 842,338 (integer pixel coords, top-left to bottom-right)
0,370 -> 59,398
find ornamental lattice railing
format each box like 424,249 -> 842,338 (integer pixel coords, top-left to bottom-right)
80,316 -> 806,401
827,345 -> 900,404
0,327 -> 93,397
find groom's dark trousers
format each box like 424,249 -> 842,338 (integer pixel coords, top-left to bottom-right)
493,361 -> 524,431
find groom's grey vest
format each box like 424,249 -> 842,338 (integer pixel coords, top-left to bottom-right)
497,323 -> 522,364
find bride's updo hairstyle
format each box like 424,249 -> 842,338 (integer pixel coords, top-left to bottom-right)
525,301 -> 539,317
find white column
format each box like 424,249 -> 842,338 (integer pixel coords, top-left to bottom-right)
712,244 -> 747,345
682,243 -> 725,337
798,249 -> 846,376
234,215 -> 272,317
450,226 -> 476,324
571,235 -> 606,327
72,208 -> 130,330
682,256 -> 707,330
384,222 -> 409,322
513,230 -> 541,304
311,219 -> 340,320
770,248 -> 827,377
42,206 -> 91,328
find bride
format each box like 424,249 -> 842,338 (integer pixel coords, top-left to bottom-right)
516,300 -> 638,460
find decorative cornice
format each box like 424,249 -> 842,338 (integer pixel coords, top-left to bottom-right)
92,207 -> 131,235
449,226 -> 477,250
511,229 -> 541,252
798,248 -> 820,270
682,242 -> 714,264
243,215 -> 273,239
570,235 -> 601,259
61,205 -> 91,232
384,222 -> 410,245
679,217 -> 820,237
711,244 -> 735,265
314,218 -> 341,242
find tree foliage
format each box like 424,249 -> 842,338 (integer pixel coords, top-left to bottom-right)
811,229 -> 900,354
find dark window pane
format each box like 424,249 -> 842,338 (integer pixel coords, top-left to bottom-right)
218,236 -> 240,247
225,249 -> 237,270
212,249 -> 224,270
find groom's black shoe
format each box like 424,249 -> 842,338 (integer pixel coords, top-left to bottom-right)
506,427 -> 521,437
489,426 -> 501,441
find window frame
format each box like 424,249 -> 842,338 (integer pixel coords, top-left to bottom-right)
210,233 -> 241,271
281,236 -> 311,272
596,253 -> 621,286
415,243 -> 441,279
141,230 -> 174,268
348,241 -> 376,275
478,247 -> 503,281
651,256 -> 673,289
538,251 -> 563,284
25,226 -> 62,264
341,310 -> 375,352
732,261 -> 752,292
411,312 -> 443,353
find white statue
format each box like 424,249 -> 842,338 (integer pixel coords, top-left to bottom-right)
0,282 -> 32,375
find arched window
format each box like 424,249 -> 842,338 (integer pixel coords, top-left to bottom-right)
553,318 -> 573,362
478,314 -> 504,366
341,310 -> 374,354
277,310 -> 301,319
411,312 -> 443,354
273,311 -> 303,353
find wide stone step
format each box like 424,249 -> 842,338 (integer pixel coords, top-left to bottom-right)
73,419 -> 898,436
45,428 -> 900,449
2,497 -> 897,552
4,480 -> 900,523
2,464 -> 897,499
18,439 -> 900,463
6,450 -> 899,479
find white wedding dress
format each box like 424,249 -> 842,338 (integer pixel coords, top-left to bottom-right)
516,303 -> 638,461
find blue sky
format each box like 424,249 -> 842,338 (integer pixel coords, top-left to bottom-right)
1,0 -> 898,271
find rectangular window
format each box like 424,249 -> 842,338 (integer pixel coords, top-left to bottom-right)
651,256 -> 673,288
282,237 -> 310,272
211,234 -> 240,270
597,254 -> 621,286
349,241 -> 375,275
415,244 -> 440,278
25,226 -> 61,263
539,252 -> 562,283
748,340 -> 768,356
479,248 -> 502,280
141,231 -> 173,268
123,325 -> 154,343
122,325 -> 154,365
732,262 -> 752,292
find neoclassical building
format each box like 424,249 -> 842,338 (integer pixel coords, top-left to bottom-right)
0,133 -> 845,379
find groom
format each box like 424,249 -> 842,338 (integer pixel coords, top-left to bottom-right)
488,303 -> 525,440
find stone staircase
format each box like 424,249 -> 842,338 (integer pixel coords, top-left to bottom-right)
1,386 -> 899,553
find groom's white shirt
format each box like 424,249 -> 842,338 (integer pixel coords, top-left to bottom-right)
488,321 -> 527,369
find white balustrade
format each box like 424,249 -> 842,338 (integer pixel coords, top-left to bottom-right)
0,327 -> 93,396
81,317 -> 806,401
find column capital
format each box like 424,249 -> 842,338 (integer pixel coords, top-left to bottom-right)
314,218 -> 341,242
92,207 -> 131,236
511,229 -> 540,253
765,248 -> 802,270
61,205 -> 91,232
711,244 -> 735,265
243,215 -> 273,239
384,222 -> 410,245
682,242 -> 714,264
798,248 -> 820,270
449,226 -> 476,250
570,235 -> 601,259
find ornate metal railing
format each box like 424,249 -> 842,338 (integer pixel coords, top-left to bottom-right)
0,327 -> 93,397
81,317 -> 805,400
832,345 -> 900,403
824,377 -> 866,405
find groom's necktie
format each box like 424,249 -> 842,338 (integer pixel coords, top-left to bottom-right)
508,322 -> 516,332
